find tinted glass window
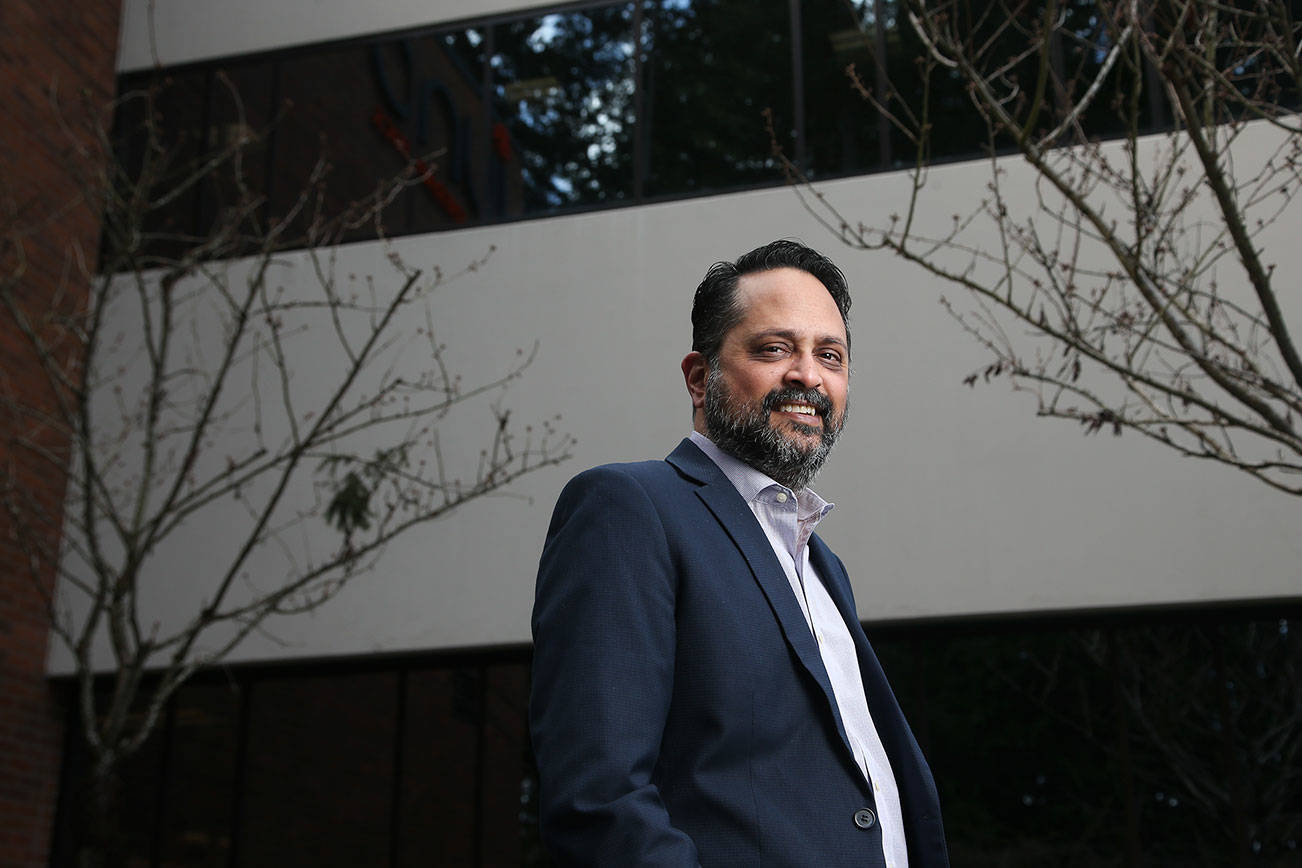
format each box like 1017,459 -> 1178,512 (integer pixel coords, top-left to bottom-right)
104,4 -> 1236,266
237,671 -> 398,865
51,612 -> 1299,866
157,682 -> 242,865
878,0 -> 989,163
478,663 -> 536,865
271,46 -> 420,244
369,29 -> 499,230
802,0 -> 888,176
110,70 -> 210,264
641,0 -> 792,197
397,668 -> 483,866
876,617 -> 1302,864
492,6 -> 637,213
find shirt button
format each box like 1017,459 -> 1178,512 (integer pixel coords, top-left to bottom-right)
854,808 -> 876,829
775,491 -> 788,503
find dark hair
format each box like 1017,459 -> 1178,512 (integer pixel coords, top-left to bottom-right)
690,239 -> 851,363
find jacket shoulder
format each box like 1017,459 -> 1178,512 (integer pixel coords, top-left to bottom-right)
558,456 -> 690,500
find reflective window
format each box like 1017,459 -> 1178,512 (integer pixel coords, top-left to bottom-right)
492,6 -> 637,212
641,0 -> 792,197
107,0 -> 1260,257
365,29 -> 499,230
802,0 -> 888,176
1051,0 -> 1166,138
109,69 -> 210,264
271,44 -> 453,244
876,0 -> 990,164
200,63 -> 277,250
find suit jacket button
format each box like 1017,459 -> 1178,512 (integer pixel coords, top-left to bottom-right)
854,808 -> 876,829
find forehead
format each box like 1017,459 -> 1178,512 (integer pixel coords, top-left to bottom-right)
730,268 -> 846,341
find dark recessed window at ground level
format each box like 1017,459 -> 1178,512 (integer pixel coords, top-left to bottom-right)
50,606 -> 1301,867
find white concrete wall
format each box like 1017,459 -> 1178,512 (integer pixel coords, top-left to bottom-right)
49,143 -> 1301,674
64,0 -> 1297,674
117,0 -> 542,71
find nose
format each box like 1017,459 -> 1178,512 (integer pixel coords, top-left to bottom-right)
784,351 -> 823,390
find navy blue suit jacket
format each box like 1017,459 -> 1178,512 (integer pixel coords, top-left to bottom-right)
530,439 -> 948,867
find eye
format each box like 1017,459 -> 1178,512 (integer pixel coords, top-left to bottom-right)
818,350 -> 844,367
755,343 -> 790,357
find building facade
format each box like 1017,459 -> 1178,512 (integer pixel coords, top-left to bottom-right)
3,1 -> 1299,865
0,3 -> 121,866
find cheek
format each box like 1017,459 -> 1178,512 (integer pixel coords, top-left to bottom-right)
829,381 -> 850,413
744,372 -> 784,402
725,367 -> 776,400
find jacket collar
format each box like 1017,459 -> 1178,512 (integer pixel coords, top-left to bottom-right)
665,436 -> 724,485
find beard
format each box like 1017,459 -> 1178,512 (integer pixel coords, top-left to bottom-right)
703,367 -> 846,492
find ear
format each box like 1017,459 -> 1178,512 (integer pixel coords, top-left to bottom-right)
681,351 -> 709,411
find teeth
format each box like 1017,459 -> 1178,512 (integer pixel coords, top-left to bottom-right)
777,403 -> 816,415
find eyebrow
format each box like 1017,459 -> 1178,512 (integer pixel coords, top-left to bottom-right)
747,329 -> 849,351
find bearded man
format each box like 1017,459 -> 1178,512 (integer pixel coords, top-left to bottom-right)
529,240 -> 949,868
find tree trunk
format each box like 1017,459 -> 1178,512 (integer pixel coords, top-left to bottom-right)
78,752 -> 127,868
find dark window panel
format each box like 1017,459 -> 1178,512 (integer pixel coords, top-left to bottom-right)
873,616 -> 1302,866
49,686 -> 169,867
1045,0 -> 1154,141
369,28 -> 502,231
491,5 -> 637,215
270,39 -> 495,244
801,0 -> 888,177
870,0 -> 1164,163
478,662 -> 533,866
878,0 -> 990,165
236,671 -> 398,866
269,46 -> 412,245
50,610 -> 1300,867
397,668 -> 483,868
156,681 -> 242,866
199,62 -> 278,257
641,0 -> 792,197
107,69 -> 210,266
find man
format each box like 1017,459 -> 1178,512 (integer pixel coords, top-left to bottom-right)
530,240 -> 948,867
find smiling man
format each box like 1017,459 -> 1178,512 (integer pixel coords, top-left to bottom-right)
530,240 -> 949,868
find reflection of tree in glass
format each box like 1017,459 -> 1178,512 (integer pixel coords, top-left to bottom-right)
493,7 -> 636,211
800,0 -> 885,176
642,0 -> 791,196
800,0 -> 1167,176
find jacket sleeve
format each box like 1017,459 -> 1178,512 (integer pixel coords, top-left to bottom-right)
529,466 -> 700,867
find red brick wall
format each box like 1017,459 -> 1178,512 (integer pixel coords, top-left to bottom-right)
0,2 -> 122,865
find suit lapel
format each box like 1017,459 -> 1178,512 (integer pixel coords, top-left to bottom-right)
808,539 -> 861,646
810,537 -> 909,738
670,439 -> 949,865
667,440 -> 850,753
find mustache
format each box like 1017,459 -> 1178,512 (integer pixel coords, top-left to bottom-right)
761,387 -> 833,418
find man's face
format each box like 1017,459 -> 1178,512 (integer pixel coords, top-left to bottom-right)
700,267 -> 849,490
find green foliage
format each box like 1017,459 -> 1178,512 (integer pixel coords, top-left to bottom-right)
319,445 -> 411,535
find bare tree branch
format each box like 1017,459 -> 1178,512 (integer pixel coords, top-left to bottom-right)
779,0 -> 1302,495
0,75 -> 573,861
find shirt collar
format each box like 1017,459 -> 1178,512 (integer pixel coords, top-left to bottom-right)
688,431 -> 834,521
